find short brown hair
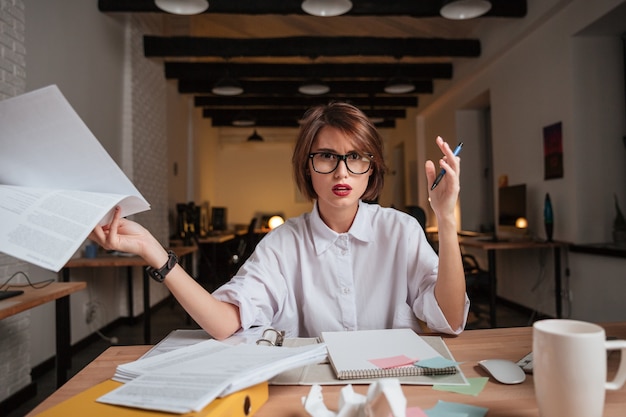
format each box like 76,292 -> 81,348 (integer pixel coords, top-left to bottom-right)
292,102 -> 387,202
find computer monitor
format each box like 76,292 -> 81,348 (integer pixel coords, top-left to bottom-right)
497,184 -> 527,240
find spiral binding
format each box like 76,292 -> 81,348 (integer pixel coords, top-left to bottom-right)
336,365 -> 457,380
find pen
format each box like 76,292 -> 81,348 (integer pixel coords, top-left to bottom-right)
430,142 -> 464,190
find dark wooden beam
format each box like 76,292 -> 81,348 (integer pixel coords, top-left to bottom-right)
179,79 -> 432,95
194,95 -> 418,108
203,108 -> 406,120
99,0 -> 527,18
165,62 -> 453,81
145,36 -> 480,59
208,118 -> 397,128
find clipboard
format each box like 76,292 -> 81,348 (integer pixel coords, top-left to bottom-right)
36,380 -> 268,417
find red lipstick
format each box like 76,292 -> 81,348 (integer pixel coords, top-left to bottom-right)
332,184 -> 352,197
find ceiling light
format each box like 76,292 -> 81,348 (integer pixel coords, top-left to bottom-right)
384,77 -> 415,94
155,0 -> 209,15
247,129 -> 264,142
232,111 -> 255,127
212,76 -> 243,96
298,79 -> 330,95
368,114 -> 385,124
440,0 -> 492,20
301,0 -> 352,17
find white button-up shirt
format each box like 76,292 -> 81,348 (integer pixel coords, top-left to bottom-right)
213,201 -> 469,337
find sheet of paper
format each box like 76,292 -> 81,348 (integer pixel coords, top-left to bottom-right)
105,338 -> 328,413
0,86 -> 147,199
0,86 -> 149,271
0,186 -> 144,271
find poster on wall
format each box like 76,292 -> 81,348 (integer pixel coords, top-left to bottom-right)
543,122 -> 563,180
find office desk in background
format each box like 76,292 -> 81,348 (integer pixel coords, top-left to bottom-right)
459,238 -> 568,327
61,246 -> 197,344
0,282 -> 86,387
26,322 -> 626,416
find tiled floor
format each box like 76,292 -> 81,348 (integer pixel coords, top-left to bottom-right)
5,297 -> 539,417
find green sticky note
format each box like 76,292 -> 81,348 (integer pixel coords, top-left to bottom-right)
433,377 -> 489,396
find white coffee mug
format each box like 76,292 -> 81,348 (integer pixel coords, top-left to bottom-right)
533,319 -> 626,417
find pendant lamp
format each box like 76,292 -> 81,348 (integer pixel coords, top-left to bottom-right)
247,129 -> 264,142
298,79 -> 330,95
301,0 -> 352,17
212,76 -> 243,96
155,0 -> 209,15
232,111 -> 256,127
440,0 -> 492,20
384,76 -> 415,94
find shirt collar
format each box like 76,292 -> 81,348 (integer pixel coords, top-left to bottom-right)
310,201 -> 374,255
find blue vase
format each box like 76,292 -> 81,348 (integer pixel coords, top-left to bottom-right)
544,193 -> 553,241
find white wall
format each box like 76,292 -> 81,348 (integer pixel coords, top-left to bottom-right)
416,0 -> 626,319
21,0 -> 170,369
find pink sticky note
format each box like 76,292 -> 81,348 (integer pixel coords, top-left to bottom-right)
405,406 -> 428,417
369,354 -> 416,369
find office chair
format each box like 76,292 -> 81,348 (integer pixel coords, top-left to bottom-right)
463,253 -> 491,326
229,218 -> 258,275
405,205 -> 426,231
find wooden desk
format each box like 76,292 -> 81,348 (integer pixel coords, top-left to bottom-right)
61,246 -> 197,344
459,238 -> 567,327
0,282 -> 86,387
26,323 -> 626,416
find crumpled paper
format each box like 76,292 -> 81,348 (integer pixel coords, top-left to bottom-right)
302,379 -> 407,417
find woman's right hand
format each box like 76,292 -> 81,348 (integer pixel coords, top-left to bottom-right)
89,206 -> 165,265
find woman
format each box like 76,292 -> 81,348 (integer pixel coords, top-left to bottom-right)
90,102 -> 468,339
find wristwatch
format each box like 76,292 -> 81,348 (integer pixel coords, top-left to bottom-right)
146,250 -> 178,283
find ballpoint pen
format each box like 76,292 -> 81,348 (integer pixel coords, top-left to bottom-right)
430,142 -> 464,190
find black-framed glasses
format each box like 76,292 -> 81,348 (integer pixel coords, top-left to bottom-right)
309,152 -> 373,175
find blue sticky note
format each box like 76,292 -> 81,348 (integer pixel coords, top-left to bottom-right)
425,400 -> 488,417
415,357 -> 462,369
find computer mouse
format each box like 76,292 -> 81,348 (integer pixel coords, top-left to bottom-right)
478,359 -> 526,384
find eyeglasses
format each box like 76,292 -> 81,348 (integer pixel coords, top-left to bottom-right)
309,152 -> 373,175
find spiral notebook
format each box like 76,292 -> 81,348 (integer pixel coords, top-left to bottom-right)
321,328 -> 458,380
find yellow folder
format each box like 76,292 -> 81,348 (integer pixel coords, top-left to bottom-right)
35,380 -> 268,417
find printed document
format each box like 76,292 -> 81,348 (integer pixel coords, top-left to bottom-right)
0,86 -> 149,271
98,338 -> 328,413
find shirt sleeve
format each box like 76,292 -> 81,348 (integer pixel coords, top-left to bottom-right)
404,219 -> 469,335
212,235 -> 287,332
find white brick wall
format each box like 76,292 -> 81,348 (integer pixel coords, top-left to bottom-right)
0,0 -> 25,99
127,15 -> 169,244
0,0 -> 31,402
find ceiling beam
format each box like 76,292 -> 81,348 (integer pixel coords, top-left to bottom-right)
178,79 -> 432,95
99,0 -> 527,18
145,36 -> 480,58
165,62 -> 453,81
194,96 -> 418,108
203,108 -> 406,120
209,118 -> 397,128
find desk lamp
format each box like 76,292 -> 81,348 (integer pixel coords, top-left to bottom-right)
268,215 -> 285,230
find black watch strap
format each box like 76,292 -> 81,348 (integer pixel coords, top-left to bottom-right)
146,250 -> 178,283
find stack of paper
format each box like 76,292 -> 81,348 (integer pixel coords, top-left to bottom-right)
0,85 -> 150,272
98,339 -> 328,413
